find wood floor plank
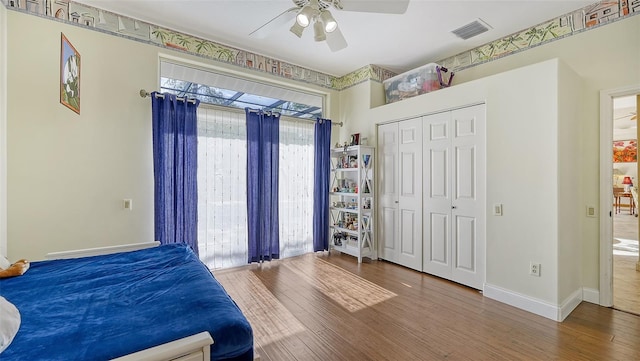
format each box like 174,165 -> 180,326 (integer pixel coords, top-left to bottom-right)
214,252 -> 640,361
612,212 -> 640,315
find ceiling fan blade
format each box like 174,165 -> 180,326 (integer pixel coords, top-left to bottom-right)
339,0 -> 410,14
614,113 -> 638,120
326,27 -> 348,52
249,7 -> 299,38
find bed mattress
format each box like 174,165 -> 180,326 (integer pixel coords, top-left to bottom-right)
0,243 -> 253,360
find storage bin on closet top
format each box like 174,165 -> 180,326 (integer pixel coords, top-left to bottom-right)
383,63 -> 453,104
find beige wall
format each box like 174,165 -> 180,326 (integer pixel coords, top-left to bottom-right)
5,10 -> 337,260
338,15 -> 640,298
441,17 -> 640,291
557,61 -> 584,306
7,11 -> 156,260
1,3 -> 7,257
454,16 -> 640,294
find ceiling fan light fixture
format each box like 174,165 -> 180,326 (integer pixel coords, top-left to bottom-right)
296,5 -> 315,27
290,21 -> 305,38
319,10 -> 337,33
313,19 -> 326,42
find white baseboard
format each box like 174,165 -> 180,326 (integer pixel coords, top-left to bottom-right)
484,284 -> 587,322
558,289 -> 582,321
46,241 -> 160,260
582,287 -> 600,304
484,283 -> 560,321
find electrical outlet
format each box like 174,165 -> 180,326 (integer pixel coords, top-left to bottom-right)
530,262 -> 541,277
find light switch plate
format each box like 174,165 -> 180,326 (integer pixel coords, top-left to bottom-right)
493,203 -> 503,216
124,199 -> 133,210
586,205 -> 596,217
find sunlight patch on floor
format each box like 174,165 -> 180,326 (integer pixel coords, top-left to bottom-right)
282,255 -> 397,312
613,237 -> 639,256
215,269 -> 306,346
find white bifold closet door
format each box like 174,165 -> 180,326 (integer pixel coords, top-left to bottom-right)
378,123 -> 399,263
377,118 -> 423,271
423,105 -> 486,290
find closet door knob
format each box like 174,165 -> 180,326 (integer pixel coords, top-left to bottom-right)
395,201 -> 399,204
452,206 -> 457,209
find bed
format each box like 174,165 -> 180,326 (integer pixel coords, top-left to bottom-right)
0,243 -> 254,361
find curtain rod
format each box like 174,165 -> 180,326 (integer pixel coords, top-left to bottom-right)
247,108 -> 281,118
140,89 -> 342,127
139,89 -> 197,104
246,108 -> 342,127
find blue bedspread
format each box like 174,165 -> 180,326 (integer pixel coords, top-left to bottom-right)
0,244 -> 253,360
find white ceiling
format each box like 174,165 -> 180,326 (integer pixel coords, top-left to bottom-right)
614,95 -> 638,135
76,0 -> 595,77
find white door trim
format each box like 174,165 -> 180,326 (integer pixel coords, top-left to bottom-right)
599,84 -> 640,307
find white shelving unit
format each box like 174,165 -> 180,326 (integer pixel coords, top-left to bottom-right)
329,145 -> 375,263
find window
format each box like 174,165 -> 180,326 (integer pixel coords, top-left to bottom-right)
168,60 -> 323,269
197,106 -> 315,269
160,61 -> 323,119
197,107 -> 247,269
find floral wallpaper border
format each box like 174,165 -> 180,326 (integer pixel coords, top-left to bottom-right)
4,0 -> 338,89
438,0 -> 640,73
4,0 -> 638,92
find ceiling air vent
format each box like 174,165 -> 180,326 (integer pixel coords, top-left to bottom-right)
451,19 -> 492,40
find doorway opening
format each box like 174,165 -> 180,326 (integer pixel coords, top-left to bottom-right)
609,93 -> 639,315
600,86 -> 640,312
612,94 -> 639,315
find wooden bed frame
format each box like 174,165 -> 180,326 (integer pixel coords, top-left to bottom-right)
112,332 -> 212,361
45,242 -> 251,361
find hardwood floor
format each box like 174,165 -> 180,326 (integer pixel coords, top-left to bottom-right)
215,253 -> 640,361
613,212 -> 640,315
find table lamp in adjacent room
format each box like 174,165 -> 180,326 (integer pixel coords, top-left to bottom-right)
622,176 -> 633,192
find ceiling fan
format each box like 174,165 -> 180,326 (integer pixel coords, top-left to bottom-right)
615,112 -> 637,121
249,0 -> 410,52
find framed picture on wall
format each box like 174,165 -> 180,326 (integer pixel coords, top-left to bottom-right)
613,139 -> 637,163
60,33 -> 80,114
